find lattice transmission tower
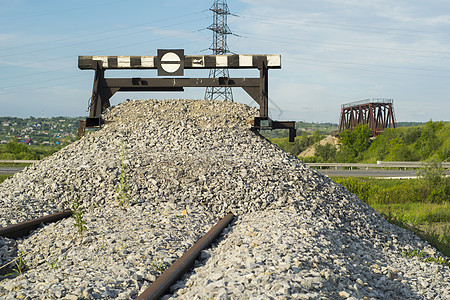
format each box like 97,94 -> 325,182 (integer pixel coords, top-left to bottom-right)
204,0 -> 233,101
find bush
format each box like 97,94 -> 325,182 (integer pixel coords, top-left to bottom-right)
333,177 -> 377,202
270,134 -> 314,157
0,152 -> 15,160
298,156 -> 317,163
438,146 -> 450,162
314,143 -> 337,162
312,130 -> 324,143
338,124 -> 372,160
413,121 -> 443,160
403,127 -> 422,145
417,159 -> 450,203
0,175 -> 12,184
335,167 -> 449,205
0,140 -> 39,160
359,121 -> 448,162
383,137 -> 413,161
373,183 -> 421,204
367,128 -> 407,161
335,147 -> 356,163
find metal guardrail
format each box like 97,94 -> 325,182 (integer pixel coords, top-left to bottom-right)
306,161 -> 450,169
0,160 -> 40,164
2,160 -> 449,169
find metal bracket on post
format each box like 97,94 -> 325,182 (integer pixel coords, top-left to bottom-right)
84,61 -> 107,132
251,60 -> 296,143
253,117 -> 296,143
272,121 -> 296,142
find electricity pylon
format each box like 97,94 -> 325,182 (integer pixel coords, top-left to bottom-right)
204,0 -> 233,101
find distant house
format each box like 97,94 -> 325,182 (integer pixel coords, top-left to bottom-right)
19,138 -> 32,145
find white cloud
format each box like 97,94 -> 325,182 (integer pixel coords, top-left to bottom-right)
0,34 -> 15,43
1,0 -> 448,121
233,0 -> 450,121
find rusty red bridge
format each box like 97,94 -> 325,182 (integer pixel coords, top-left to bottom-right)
339,98 -> 396,136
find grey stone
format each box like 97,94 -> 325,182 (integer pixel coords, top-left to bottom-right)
0,99 -> 447,299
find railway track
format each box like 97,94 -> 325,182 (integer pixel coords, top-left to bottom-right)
0,210 -> 73,239
0,210 -> 234,299
0,210 -> 74,276
137,213 -> 234,300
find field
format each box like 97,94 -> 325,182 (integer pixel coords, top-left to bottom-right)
0,175 -> 10,183
333,176 -> 449,257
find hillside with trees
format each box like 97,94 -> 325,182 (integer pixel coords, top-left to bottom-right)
269,121 -> 449,256
0,116 -> 81,160
296,121 -> 449,163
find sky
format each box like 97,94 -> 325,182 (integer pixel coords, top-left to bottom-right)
1,0 -> 449,123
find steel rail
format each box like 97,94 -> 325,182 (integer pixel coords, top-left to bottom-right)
0,210 -> 73,239
136,212 -> 235,300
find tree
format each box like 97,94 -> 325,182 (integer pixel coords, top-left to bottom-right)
338,124 -> 372,161
314,143 -> 337,162
413,120 -> 443,160
417,158 -> 450,202
385,137 -> 413,161
4,140 -> 38,160
312,130 -> 324,143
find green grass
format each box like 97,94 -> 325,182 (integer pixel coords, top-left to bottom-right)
384,212 -> 450,257
371,202 -> 449,224
403,249 -> 450,267
0,175 -> 12,183
333,175 -> 449,204
333,176 -> 449,257
368,178 -> 416,189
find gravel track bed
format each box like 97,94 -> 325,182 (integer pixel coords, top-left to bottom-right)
170,210 -> 448,299
1,204 -> 216,299
0,99 -> 448,299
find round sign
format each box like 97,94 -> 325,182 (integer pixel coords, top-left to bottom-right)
160,52 -> 181,73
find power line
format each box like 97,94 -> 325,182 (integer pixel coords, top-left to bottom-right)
0,74 -> 88,96
236,31 -> 450,59
287,56 -> 450,73
284,57 -> 450,79
0,78 -> 90,97
0,35 -> 211,91
0,0 -> 123,23
0,29 -> 209,72
239,13 -> 450,39
0,14 -> 210,58
233,34 -> 450,75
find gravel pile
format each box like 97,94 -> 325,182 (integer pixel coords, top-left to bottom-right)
0,99 -> 448,299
